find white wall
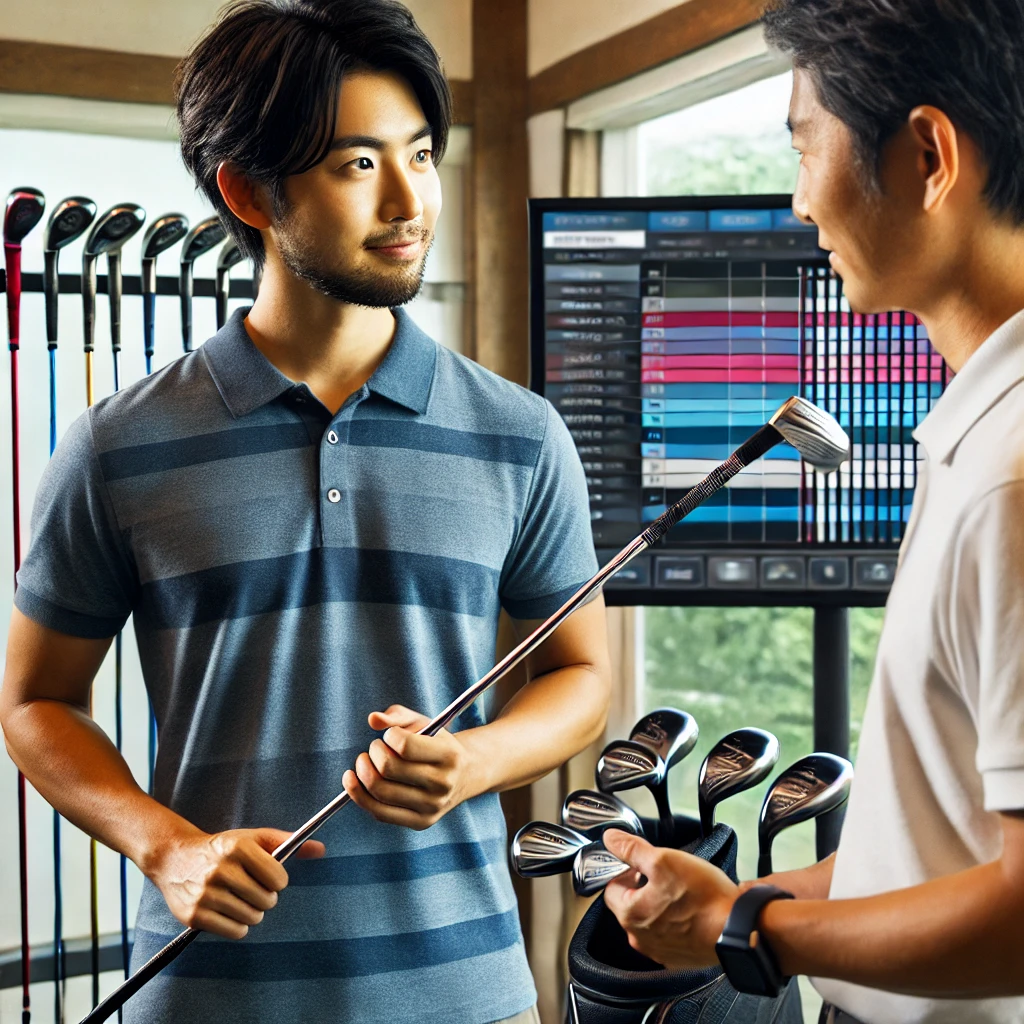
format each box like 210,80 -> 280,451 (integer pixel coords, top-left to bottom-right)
528,0 -> 692,77
0,0 -> 473,80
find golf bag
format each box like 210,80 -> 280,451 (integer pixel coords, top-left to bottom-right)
564,815 -> 802,1024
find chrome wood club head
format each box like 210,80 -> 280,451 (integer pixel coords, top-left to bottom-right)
596,739 -> 664,795
769,396 -> 850,473
630,708 -> 699,771
572,841 -> 633,897
757,752 -> 853,876
697,728 -> 780,836
43,197 -> 96,253
4,187 -> 45,245
511,821 -> 588,878
562,789 -> 645,839
84,203 -> 146,258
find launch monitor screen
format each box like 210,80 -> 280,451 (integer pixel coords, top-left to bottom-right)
528,196 -> 948,605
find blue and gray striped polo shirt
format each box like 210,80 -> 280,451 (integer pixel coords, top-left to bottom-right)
16,307 -> 598,1024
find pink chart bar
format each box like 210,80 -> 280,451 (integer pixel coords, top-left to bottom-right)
642,312 -> 800,328
803,371 -> 947,383
803,312 -> 925,327
644,355 -> 800,370
642,369 -> 802,384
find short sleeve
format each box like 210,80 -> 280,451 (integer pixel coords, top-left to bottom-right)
500,401 -> 599,620
948,480 -> 1024,811
15,410 -> 136,638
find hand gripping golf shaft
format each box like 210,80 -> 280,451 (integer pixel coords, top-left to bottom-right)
80,422 -> 784,1024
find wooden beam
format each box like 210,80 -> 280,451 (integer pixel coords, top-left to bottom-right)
528,0 -> 765,115
0,38 -> 475,124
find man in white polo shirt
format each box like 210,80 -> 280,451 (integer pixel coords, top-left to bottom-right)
595,1 -> 1024,1022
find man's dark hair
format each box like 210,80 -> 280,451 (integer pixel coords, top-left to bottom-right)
175,0 -> 452,266
763,0 -> 1024,225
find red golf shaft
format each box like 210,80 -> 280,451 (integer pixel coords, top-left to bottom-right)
6,240 -> 31,1023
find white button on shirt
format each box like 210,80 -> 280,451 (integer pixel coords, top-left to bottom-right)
815,309 -> 1024,1023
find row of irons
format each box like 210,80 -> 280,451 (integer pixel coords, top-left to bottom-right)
511,708 -> 854,897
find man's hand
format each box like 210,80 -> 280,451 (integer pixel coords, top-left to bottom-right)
143,825 -> 325,939
602,829 -> 738,970
342,705 -> 480,830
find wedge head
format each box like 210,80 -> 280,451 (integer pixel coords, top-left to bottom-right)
84,203 -> 146,257
769,396 -> 850,473
630,708 -> 698,771
181,216 -> 227,264
596,739 -> 665,795
562,789 -> 644,839
572,841 -> 632,897
143,214 -> 190,260
698,728 -> 780,830
511,821 -> 588,878
44,197 -> 96,252
4,187 -> 46,245
759,752 -> 854,850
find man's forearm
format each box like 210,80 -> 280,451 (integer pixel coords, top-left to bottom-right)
749,852 -> 835,900
459,661 -> 609,796
3,699 -> 200,871
761,858 -> 1024,996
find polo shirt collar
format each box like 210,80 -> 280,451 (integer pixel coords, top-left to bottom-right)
203,305 -> 436,419
914,308 -> 1024,463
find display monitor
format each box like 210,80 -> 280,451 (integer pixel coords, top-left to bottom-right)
529,196 -> 947,606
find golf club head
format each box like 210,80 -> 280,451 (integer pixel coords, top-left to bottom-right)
84,204 -> 146,258
43,197 -> 97,252
511,821 -> 588,878
630,708 -> 699,772
758,752 -> 853,873
217,239 -> 245,274
562,789 -> 645,840
596,739 -> 665,796
4,187 -> 45,245
143,213 -> 190,261
572,841 -> 633,897
181,216 -> 227,266
697,728 -> 780,834
769,396 -> 850,473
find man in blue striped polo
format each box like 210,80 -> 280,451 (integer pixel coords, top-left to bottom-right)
0,2 -> 611,1021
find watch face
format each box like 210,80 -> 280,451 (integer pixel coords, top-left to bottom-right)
715,941 -> 778,997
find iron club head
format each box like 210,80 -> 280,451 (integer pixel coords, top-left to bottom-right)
511,821 -> 588,878
43,197 -> 96,253
562,789 -> 645,840
630,708 -> 699,772
3,187 -> 45,245
596,739 -> 664,795
757,752 -> 854,876
697,728 -> 780,836
572,841 -> 633,897
769,396 -> 850,473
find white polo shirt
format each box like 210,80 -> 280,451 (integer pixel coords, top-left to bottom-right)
814,309 -> 1024,1024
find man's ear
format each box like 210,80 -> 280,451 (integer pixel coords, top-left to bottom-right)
906,105 -> 960,214
216,162 -> 273,230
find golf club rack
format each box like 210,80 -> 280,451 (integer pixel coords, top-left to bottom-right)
511,709 -> 853,1024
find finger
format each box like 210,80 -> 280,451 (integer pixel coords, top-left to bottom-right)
234,832 -> 291,892
355,752 -> 442,814
602,829 -> 659,876
368,738 -> 448,791
380,726 -> 454,766
218,860 -> 280,912
344,768 -> 436,830
367,704 -> 430,732
185,907 -> 250,941
295,840 -> 326,860
202,885 -> 268,927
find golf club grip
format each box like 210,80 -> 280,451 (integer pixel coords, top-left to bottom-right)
4,244 -> 21,349
180,265 -> 193,352
757,852 -> 772,878
44,250 -> 59,347
82,259 -> 97,353
108,252 -> 122,353
143,292 -> 156,359
78,927 -> 200,1024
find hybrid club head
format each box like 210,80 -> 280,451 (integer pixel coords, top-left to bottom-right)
769,396 -> 850,473
562,789 -> 645,840
84,203 -> 146,259
216,239 -> 245,329
217,239 -> 245,275
43,197 -> 96,253
757,752 -> 854,877
630,708 -> 699,772
180,216 -> 228,350
142,213 -> 189,270
697,728 -> 780,836
511,821 -> 588,878
572,841 -> 633,897
596,739 -> 664,796
3,187 -> 45,245
42,197 -> 96,346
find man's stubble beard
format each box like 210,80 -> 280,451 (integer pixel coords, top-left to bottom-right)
277,220 -> 434,309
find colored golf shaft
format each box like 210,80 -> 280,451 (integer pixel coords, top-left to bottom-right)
79,420 -> 786,1024
140,277 -> 157,783
6,237 -> 31,1024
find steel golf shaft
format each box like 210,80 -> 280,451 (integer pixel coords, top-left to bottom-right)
79,422 -> 785,1024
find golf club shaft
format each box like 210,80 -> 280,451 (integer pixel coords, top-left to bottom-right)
180,263 -> 194,352
79,421 -> 785,1024
108,252 -> 122,355
44,249 -> 59,347
758,851 -> 773,878
216,268 -> 228,330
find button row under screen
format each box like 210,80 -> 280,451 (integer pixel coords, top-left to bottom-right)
599,553 -> 899,590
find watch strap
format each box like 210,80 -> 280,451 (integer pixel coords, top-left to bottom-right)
720,884 -> 794,944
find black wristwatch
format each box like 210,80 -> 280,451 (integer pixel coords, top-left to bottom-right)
715,884 -> 794,997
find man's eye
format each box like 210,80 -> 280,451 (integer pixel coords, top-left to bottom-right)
354,157 -> 374,170
414,150 -> 432,164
